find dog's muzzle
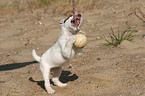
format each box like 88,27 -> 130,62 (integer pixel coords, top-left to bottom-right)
71,14 -> 82,28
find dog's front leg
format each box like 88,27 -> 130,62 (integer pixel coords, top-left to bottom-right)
60,35 -> 76,58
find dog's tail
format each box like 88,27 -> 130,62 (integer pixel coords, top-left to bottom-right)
32,49 -> 41,62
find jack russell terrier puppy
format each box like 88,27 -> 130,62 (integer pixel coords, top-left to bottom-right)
32,14 -> 86,94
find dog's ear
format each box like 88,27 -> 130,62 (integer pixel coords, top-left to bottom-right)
59,15 -> 72,26
59,15 -> 73,26
59,19 -> 65,26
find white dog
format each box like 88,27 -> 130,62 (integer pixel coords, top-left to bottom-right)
32,14 -> 85,94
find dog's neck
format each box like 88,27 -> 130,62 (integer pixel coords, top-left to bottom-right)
60,26 -> 77,36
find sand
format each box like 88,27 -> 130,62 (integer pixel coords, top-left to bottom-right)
0,0 -> 145,96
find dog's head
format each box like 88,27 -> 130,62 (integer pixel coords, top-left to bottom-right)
60,14 -> 83,33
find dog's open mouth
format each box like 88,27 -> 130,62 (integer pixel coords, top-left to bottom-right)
71,14 -> 82,28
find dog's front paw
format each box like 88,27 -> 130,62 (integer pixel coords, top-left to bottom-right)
78,30 -> 86,35
69,35 -> 76,44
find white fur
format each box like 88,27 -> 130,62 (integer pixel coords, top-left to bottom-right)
32,14 -> 85,94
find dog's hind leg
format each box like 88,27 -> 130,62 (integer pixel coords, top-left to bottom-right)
51,67 -> 67,87
40,64 -> 55,94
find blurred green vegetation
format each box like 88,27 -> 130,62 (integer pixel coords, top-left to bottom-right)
0,0 -> 104,15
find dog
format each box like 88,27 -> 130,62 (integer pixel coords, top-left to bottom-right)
32,14 -> 85,94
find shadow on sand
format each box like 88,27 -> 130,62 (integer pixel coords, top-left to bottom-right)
29,70 -> 78,92
0,61 -> 37,71
0,61 -> 78,92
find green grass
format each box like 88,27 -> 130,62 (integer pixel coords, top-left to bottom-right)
102,25 -> 138,47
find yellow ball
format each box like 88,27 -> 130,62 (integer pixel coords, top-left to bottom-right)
74,33 -> 87,48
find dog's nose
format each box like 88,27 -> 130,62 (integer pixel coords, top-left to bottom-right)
78,14 -> 81,17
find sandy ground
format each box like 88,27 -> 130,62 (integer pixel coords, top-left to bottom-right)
0,0 -> 145,96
